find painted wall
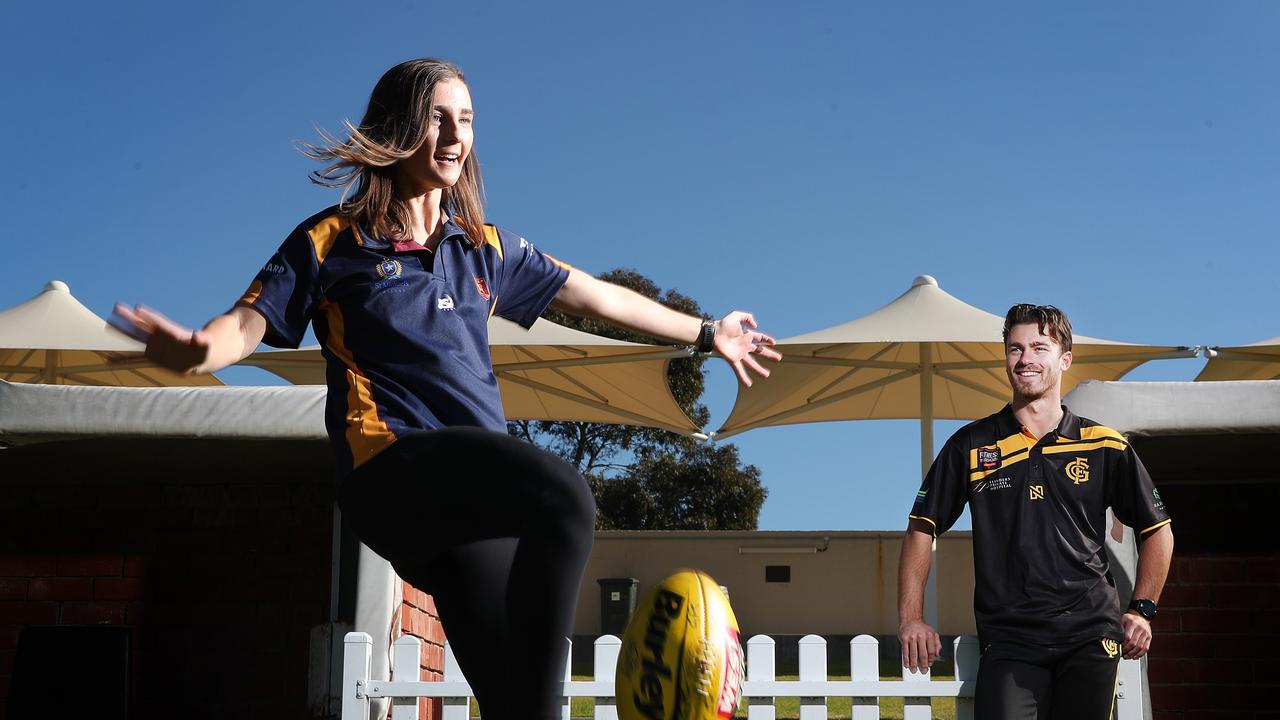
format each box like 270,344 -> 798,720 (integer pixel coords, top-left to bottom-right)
575,530 -> 977,638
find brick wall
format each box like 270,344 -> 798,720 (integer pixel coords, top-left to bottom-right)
0,438 -> 336,720
1138,475 -> 1280,720
1149,553 -> 1280,718
398,583 -> 446,719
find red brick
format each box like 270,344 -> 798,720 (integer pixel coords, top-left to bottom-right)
1179,608 -> 1253,634
1193,659 -> 1252,684
94,577 -> 144,601
0,580 -> 27,601
0,557 -> 56,577
0,649 -> 14,674
421,593 -> 439,617
123,555 -> 147,577
1204,558 -> 1249,583
125,601 -> 144,625
28,577 -> 92,601
423,618 -> 446,646
60,601 -> 127,625
0,626 -> 21,649
422,644 -> 444,673
1169,555 -> 1198,583
1157,633 -> 1227,660
1254,610 -> 1280,634
1214,584 -> 1280,610
0,602 -> 58,625
1250,659 -> 1280,680
411,610 -> 431,639
1152,609 -> 1181,633
1147,658 -> 1194,685
1159,583 -> 1212,609
56,555 -> 123,577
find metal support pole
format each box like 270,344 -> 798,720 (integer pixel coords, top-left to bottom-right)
920,344 -> 939,629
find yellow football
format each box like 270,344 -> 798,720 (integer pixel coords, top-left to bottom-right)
616,569 -> 745,720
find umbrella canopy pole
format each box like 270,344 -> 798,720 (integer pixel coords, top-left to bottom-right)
920,343 -> 939,628
42,350 -> 58,385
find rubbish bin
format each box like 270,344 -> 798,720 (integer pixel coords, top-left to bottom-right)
598,577 -> 640,636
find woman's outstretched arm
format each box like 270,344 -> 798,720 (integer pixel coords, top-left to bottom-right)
550,268 -> 781,386
111,304 -> 267,375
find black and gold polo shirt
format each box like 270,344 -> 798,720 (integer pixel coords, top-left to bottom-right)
908,404 -> 1170,646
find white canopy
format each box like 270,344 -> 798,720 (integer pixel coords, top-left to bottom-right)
241,316 -> 703,435
1064,380 -> 1280,436
716,275 -> 1196,472
0,281 -> 220,387
1195,336 -> 1280,381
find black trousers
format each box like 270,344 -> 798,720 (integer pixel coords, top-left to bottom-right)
975,635 -> 1122,720
338,427 -> 596,720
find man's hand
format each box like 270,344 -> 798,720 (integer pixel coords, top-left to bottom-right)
713,311 -> 780,387
899,619 -> 942,674
1121,611 -> 1153,659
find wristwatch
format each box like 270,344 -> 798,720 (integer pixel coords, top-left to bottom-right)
695,319 -> 717,354
1127,598 -> 1158,621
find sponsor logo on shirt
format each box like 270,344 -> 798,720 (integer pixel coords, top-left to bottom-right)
263,260 -> 287,275
1028,484 -> 1045,500
438,295 -> 455,311
519,237 -> 532,253
376,259 -> 402,279
978,446 -> 1001,470
1153,487 -> 1165,511
1066,457 -> 1090,484
373,258 -> 407,290
973,477 -> 1013,494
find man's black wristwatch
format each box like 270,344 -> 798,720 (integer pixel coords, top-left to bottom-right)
1127,598 -> 1158,621
695,319 -> 717,354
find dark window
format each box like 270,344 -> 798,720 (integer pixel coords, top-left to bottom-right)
765,565 -> 791,583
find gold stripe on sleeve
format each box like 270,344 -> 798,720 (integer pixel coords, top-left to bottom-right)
1077,426 -> 1127,443
1139,518 -> 1172,537
543,252 -> 573,272
908,514 -> 937,529
308,214 -> 350,265
239,279 -> 264,306
483,225 -> 502,259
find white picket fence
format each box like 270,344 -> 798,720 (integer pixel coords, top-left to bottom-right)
341,632 -> 1144,720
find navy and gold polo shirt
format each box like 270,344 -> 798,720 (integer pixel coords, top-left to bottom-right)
908,405 -> 1171,646
236,205 -> 570,477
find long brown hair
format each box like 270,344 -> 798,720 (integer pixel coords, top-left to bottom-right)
301,58 -> 486,247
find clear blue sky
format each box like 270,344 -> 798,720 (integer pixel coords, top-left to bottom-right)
4,1 -> 1277,530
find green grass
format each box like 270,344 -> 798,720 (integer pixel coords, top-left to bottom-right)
561,675 -> 958,720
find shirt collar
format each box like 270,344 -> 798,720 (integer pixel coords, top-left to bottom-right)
356,199 -> 468,252
996,403 -> 1081,442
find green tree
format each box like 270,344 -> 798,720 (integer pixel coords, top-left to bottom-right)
507,268 -> 767,530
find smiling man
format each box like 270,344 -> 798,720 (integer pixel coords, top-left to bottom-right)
896,304 -> 1174,720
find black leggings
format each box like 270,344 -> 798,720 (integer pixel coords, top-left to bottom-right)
337,427 -> 596,720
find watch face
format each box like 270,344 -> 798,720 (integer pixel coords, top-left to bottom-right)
1131,599 -> 1157,619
